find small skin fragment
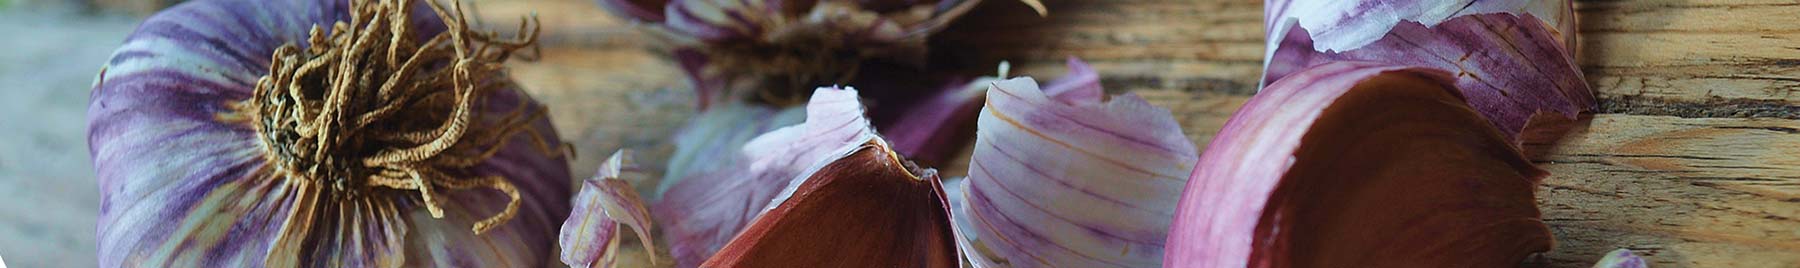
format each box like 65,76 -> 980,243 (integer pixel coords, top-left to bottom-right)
559,150 -> 657,268
1592,249 -> 1649,268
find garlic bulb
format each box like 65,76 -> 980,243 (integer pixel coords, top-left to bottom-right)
90,0 -> 570,266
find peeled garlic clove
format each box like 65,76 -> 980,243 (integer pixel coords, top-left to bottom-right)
656,86 -> 880,267
957,58 -> 1197,267
1265,12 -> 1591,140
559,151 -> 656,268
1166,62 -> 1552,267
703,138 -> 960,267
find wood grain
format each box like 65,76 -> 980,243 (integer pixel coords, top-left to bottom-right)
469,0 -> 1800,267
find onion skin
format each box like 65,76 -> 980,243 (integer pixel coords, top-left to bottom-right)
1164,62 -> 1551,268
89,0 -> 568,266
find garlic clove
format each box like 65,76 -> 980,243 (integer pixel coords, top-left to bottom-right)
1166,62 -> 1552,267
702,138 -> 960,268
656,86 -> 880,267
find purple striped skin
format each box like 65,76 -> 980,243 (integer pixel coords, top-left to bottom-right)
1166,63 -> 1449,268
1164,62 -> 1553,267
1262,0 -> 1577,58
560,151 -> 656,268
88,0 -> 570,267
1261,0 -> 1589,142
959,61 -> 1199,267
1265,13 -> 1592,141
654,87 -> 879,267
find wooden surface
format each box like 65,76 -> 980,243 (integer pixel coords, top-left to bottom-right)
2,0 -> 1794,267
475,0 -> 1800,267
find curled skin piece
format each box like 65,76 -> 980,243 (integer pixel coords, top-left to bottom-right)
704,138 -> 960,267
1264,12 -> 1592,140
1165,62 -> 1552,268
559,151 -> 657,268
1592,249 -> 1649,268
957,63 -> 1197,267
654,87 -> 879,267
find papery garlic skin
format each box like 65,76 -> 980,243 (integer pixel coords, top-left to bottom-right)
1262,0 -> 1590,141
654,86 -> 879,267
702,87 -> 960,267
1164,62 -> 1551,268
1592,249 -> 1649,268
89,0 -> 569,266
1265,12 -> 1590,140
958,59 -> 1198,267
560,151 -> 657,268
1264,0 -> 1576,60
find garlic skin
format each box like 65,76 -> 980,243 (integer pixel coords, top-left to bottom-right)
705,139 -> 959,267
89,0 -> 569,266
1261,0 -> 1591,141
1592,249 -> 1649,268
654,87 -> 882,267
698,87 -> 959,267
1164,62 -> 1552,267
957,59 -> 1198,267
559,151 -> 656,268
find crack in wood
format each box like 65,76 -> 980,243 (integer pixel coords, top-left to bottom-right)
1599,95 -> 1800,119
1713,126 -> 1800,134
1569,153 -> 1731,161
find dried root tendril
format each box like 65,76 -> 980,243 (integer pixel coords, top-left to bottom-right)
242,0 -> 554,235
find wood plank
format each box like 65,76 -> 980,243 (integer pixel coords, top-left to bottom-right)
474,0 -> 1800,267
1520,114 -> 1800,268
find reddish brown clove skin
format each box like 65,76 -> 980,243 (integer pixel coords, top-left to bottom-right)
1254,74 -> 1553,267
702,140 -> 959,267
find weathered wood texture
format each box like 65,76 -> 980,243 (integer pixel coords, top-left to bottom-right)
470,0 -> 1800,267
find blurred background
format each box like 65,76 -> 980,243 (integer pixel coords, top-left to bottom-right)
0,0 -> 141,266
